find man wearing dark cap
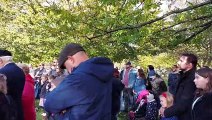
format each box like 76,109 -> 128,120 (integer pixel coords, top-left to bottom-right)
0,49 -> 25,120
44,43 -> 114,120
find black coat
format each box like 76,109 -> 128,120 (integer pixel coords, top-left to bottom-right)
0,63 -> 25,120
192,93 -> 212,120
164,69 -> 196,120
112,77 -> 124,115
0,92 -> 9,120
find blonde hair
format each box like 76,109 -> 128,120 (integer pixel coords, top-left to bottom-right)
0,74 -> 7,94
17,63 -> 30,74
159,92 -> 174,108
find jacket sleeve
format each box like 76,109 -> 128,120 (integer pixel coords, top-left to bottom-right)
44,75 -> 89,114
164,78 -> 196,117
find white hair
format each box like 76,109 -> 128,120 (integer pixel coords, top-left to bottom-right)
0,56 -> 13,63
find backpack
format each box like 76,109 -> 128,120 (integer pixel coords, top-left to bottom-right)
5,95 -> 18,120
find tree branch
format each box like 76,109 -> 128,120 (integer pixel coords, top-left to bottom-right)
183,21 -> 212,43
81,21 -> 106,33
160,14 -> 212,32
86,0 -> 212,40
174,20 -> 212,34
117,0 -> 127,17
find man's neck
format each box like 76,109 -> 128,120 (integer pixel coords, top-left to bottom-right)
3,61 -> 13,67
183,67 -> 193,73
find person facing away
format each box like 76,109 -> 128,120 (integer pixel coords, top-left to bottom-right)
133,68 -> 146,95
161,53 -> 198,120
192,67 -> 212,120
145,93 -> 158,120
111,68 -> 125,120
168,65 -> 179,96
147,65 -> 156,80
150,74 -> 167,95
44,43 -> 114,120
0,50 -> 25,120
18,63 -> 36,120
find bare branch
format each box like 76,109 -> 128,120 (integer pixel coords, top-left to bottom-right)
86,0 -> 212,40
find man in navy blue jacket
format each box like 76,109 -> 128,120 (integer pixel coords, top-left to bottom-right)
0,50 -> 25,120
44,43 -> 114,120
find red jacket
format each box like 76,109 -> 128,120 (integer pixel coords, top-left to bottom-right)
22,74 -> 36,120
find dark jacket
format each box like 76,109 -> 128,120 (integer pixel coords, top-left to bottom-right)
44,57 -> 114,120
168,72 -> 179,96
164,69 -> 196,120
0,63 -> 25,120
39,80 -> 50,98
112,78 -> 124,116
0,92 -> 9,120
192,93 -> 212,120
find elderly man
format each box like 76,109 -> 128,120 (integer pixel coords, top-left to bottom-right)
44,43 -> 114,120
0,50 -> 25,120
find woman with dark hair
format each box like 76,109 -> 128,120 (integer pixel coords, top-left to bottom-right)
192,67 -> 212,120
147,65 -> 156,79
133,69 -> 146,95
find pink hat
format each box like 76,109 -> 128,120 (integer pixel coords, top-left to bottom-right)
136,90 -> 149,103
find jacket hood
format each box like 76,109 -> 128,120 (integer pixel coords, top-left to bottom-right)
73,57 -> 114,82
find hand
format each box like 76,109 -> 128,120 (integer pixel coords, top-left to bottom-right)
159,107 -> 165,117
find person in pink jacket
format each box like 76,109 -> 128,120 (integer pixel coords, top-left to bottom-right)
19,64 -> 36,120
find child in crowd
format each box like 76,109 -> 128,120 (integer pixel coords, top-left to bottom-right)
39,74 -> 49,120
145,93 -> 158,120
47,75 -> 56,92
159,92 -> 177,120
129,90 -> 149,120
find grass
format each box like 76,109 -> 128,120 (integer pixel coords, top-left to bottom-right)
36,100 -> 43,120
35,99 -> 128,120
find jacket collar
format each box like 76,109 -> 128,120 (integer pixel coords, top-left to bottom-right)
180,68 -> 196,78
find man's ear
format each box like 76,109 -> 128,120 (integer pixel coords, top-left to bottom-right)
188,62 -> 193,69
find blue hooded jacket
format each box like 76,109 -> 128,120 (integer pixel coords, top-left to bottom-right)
44,57 -> 114,120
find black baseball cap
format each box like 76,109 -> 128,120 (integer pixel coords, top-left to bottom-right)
0,50 -> 12,57
58,43 -> 85,69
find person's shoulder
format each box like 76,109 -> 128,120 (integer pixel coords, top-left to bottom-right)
62,73 -> 84,83
202,93 -> 212,100
130,68 -> 137,73
3,63 -> 22,71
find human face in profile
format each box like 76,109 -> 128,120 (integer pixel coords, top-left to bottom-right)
160,96 -> 167,108
194,73 -> 209,90
177,56 -> 191,71
64,56 -> 75,74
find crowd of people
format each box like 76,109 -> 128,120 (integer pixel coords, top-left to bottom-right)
0,43 -> 211,120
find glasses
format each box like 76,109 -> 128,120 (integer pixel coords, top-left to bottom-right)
0,74 -> 7,80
